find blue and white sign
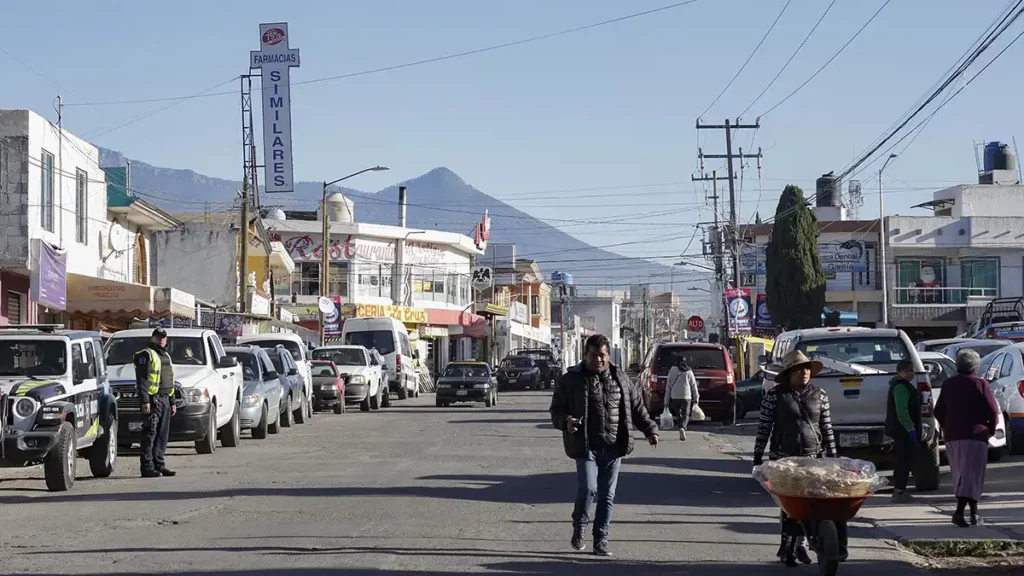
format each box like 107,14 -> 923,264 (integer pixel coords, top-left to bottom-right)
250,22 -> 300,193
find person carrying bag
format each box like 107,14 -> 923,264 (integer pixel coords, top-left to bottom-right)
665,358 -> 700,440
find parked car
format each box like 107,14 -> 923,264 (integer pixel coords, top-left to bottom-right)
511,348 -> 561,388
768,327 -> 940,491
310,360 -> 346,414
915,338 -> 972,352
0,326 -> 118,492
919,350 -> 1008,461
639,342 -> 736,425
224,346 -> 284,439
939,339 -> 1012,361
105,328 -> 243,455
734,370 -> 765,420
977,344 -> 1024,455
237,333 -> 313,422
265,346 -> 306,427
496,356 -> 542,390
311,345 -> 385,412
435,361 -> 498,408
340,317 -> 417,400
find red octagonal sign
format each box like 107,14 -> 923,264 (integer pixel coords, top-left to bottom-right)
687,315 -> 705,332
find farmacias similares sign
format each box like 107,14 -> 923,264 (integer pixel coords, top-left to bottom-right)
250,22 -> 300,193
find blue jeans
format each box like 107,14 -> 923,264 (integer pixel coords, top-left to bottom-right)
572,449 -> 621,540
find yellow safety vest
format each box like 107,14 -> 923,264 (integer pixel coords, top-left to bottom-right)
135,348 -> 174,397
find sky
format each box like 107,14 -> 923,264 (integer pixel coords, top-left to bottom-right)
2,0 -> 1022,288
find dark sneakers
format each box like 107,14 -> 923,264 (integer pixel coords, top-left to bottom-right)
158,468 -> 177,477
795,545 -> 813,565
141,469 -> 161,478
593,540 -> 612,557
570,527 -> 585,551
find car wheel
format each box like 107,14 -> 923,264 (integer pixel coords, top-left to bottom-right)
219,402 -> 241,447
360,389 -> 371,412
281,396 -> 293,428
252,404 -> 269,439
485,393 -> 493,408
382,383 -> 392,408
435,398 -> 444,408
44,422 -> 77,492
1008,412 -> 1024,456
195,404 -> 217,454
397,380 -> 408,400
370,386 -> 381,410
720,405 -> 736,426
914,442 -> 941,491
735,398 -> 747,421
294,391 -> 307,424
88,417 -> 117,478
268,407 -> 281,435
333,402 -> 344,415
412,379 -> 420,398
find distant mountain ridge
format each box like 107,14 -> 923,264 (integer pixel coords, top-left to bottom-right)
97,147 -> 704,296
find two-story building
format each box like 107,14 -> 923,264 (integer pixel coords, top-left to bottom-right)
886,145 -> 1024,338
0,109 -> 195,332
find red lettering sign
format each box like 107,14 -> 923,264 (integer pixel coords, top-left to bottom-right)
687,316 -> 705,332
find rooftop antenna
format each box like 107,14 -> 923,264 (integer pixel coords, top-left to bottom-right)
1014,137 -> 1023,184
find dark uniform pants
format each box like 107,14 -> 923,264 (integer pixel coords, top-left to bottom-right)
141,394 -> 172,472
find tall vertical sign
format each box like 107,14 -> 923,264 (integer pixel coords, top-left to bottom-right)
250,23 -> 300,193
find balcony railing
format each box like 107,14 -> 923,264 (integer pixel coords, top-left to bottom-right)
892,286 -> 997,306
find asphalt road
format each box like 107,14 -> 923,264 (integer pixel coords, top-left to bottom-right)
0,391 -> 936,575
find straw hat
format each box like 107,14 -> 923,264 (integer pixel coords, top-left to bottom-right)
774,350 -> 823,384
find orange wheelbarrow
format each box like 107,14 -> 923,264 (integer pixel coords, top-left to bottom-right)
764,485 -> 870,576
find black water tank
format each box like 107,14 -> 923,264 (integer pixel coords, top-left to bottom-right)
815,172 -> 841,207
994,143 -> 1016,171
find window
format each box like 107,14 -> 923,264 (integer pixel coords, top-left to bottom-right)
399,332 -> 412,357
104,336 -> 207,366
0,340 -> 67,376
259,350 -> 276,376
530,295 -> 540,316
896,258 -> 948,304
92,340 -> 107,378
656,346 -> 727,371
357,264 -> 392,298
312,347 -> 366,366
76,169 -> 88,244
40,150 -> 54,232
82,340 -> 97,379
226,351 -> 260,380
7,291 -> 22,325
1000,351 -> 1016,378
961,258 -> 999,298
798,336 -> 909,366
248,339 -> 303,362
292,262 -> 348,297
983,353 -> 1005,382
344,330 -> 396,356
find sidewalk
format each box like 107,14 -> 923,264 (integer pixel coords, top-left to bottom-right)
860,491 -> 1024,542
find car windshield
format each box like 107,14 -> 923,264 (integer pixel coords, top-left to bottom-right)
503,357 -> 533,368
266,352 -> 287,374
656,347 -> 726,371
247,339 -> 303,362
311,363 -> 337,377
226,351 -> 259,381
799,337 -> 909,365
312,348 -> 366,366
444,364 -> 490,378
105,336 -> 207,366
923,358 -> 957,389
0,340 -> 67,377
343,331 -> 395,356
946,342 -> 1009,358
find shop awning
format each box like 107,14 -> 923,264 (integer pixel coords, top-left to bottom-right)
427,308 -> 488,339
269,241 -> 295,275
66,274 -> 196,323
474,302 -> 509,317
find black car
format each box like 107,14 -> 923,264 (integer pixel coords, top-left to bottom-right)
435,362 -> 497,408
511,348 -> 561,388
735,370 -> 765,420
496,356 -> 542,390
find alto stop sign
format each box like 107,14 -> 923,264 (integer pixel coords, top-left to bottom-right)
687,316 -> 705,332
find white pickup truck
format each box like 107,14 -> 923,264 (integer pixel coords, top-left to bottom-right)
104,328 -> 244,454
767,327 -> 940,491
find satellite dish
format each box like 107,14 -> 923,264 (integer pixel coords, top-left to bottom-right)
317,296 -> 334,314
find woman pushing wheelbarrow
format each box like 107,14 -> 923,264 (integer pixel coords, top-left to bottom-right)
754,350 -> 887,574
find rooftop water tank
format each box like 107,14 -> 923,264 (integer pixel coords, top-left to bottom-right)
265,208 -> 287,221
815,172 -> 842,207
984,141 -> 1016,172
318,191 -> 355,223
551,271 -> 574,285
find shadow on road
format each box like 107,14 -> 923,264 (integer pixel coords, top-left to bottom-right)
450,418 -> 552,425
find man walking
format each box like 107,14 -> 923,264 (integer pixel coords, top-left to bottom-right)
135,328 -> 177,478
665,357 -> 699,440
885,359 -> 920,503
550,334 -> 659,557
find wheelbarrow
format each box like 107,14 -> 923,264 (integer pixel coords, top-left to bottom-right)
764,485 -> 869,576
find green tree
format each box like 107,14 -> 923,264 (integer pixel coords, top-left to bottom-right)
765,185 -> 826,330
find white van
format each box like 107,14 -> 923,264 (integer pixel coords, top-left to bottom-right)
236,333 -> 313,422
340,317 -> 417,400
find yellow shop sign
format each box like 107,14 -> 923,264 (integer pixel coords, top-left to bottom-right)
346,304 -> 428,324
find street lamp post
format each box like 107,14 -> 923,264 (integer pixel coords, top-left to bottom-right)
320,166 -> 390,344
879,154 -> 897,328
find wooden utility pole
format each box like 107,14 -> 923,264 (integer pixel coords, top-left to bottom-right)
240,174 -> 250,313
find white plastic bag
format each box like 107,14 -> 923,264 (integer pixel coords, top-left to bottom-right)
690,404 -> 705,422
659,408 -> 675,430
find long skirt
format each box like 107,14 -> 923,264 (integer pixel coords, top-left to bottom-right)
946,439 -> 988,501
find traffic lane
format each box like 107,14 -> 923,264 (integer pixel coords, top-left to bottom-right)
0,391 -> 923,574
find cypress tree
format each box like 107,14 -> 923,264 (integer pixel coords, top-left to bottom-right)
765,185 -> 826,330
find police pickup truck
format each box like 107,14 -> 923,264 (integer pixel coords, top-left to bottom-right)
767,327 -> 940,491
104,328 -> 243,454
0,325 -> 118,491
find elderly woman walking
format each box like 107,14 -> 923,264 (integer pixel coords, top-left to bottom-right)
934,349 -> 1000,527
754,350 -> 837,567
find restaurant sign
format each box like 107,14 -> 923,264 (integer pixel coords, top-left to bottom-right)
339,303 -> 428,324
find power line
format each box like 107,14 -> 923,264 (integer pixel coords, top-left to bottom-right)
698,0 -> 792,120
760,0 -> 892,118
739,0 -> 838,118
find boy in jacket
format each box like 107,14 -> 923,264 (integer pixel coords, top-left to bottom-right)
885,360 -> 921,504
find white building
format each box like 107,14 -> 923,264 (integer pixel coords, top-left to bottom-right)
572,295 -> 623,364
0,109 -> 190,331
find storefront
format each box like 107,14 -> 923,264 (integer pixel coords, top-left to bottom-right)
63,274 -> 196,335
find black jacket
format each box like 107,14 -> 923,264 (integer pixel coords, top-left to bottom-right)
549,362 -> 658,459
754,383 -> 837,462
885,376 -> 922,438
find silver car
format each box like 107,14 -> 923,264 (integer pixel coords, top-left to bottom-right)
225,346 -> 284,439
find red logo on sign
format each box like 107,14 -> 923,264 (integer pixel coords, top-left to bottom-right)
262,28 -> 286,46
687,316 -> 705,332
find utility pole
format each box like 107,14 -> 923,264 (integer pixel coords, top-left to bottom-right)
320,180 -> 330,344
240,174 -> 250,313
693,168 -> 729,341
559,283 -> 567,373
56,95 -> 63,246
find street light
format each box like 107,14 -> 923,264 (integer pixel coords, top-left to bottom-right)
878,153 -> 897,328
320,166 -> 390,344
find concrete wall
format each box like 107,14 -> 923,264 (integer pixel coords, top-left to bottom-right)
937,185 -> 1024,218
572,298 -> 622,360
97,215 -> 149,284
152,223 -> 238,307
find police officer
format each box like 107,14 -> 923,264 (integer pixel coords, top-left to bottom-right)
135,328 -> 177,478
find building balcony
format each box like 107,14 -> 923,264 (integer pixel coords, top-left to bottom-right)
892,287 -> 997,307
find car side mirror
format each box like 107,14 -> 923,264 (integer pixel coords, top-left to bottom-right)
218,356 -> 239,369
264,370 -> 279,381
289,368 -> 298,376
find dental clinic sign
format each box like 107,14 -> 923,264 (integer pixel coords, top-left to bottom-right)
250,23 -> 300,193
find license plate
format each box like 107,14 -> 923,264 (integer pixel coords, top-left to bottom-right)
456,390 -> 468,396
128,421 -> 143,432
840,432 -> 869,447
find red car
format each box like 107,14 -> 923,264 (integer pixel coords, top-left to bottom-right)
639,342 -> 736,425
310,360 -> 346,414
